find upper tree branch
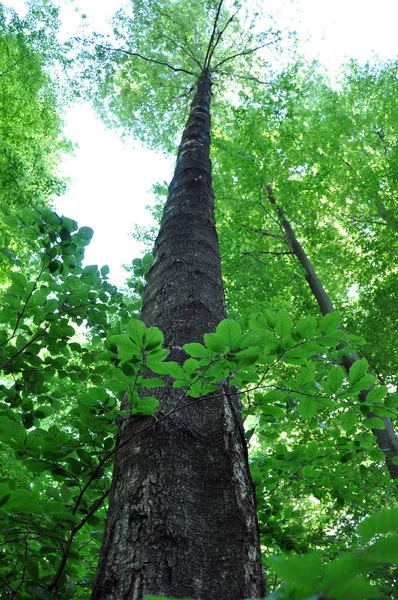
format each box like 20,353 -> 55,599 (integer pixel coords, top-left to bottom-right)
97,44 -> 196,76
152,6 -> 203,70
206,9 -> 238,68
203,0 -> 225,70
212,33 -> 280,71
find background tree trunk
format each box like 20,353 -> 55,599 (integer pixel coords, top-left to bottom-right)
91,70 -> 266,600
266,185 -> 398,480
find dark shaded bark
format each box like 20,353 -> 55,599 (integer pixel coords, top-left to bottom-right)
91,71 -> 266,600
266,185 -> 398,481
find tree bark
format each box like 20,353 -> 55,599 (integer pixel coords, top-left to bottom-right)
266,185 -> 398,481
91,70 -> 266,600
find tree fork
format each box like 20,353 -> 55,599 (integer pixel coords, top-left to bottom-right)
91,71 -> 266,600
266,185 -> 398,481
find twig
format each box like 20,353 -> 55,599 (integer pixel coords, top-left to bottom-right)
97,44 -> 196,76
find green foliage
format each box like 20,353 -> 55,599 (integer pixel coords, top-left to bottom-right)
0,3 -> 69,211
1,2 -> 397,598
2,203 -> 396,597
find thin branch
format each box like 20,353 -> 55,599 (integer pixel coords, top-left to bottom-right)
0,333 -> 42,371
256,250 -> 291,256
158,31 -> 203,70
0,54 -> 29,78
203,0 -> 225,70
152,6 -> 203,69
97,44 -> 196,76
48,490 -> 109,593
217,69 -> 268,86
212,35 -> 279,71
207,10 -> 238,68
241,223 -> 283,239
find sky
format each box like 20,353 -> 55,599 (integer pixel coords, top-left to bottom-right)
5,0 -> 398,285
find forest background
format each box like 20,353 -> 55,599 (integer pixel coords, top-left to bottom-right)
0,0 -> 398,598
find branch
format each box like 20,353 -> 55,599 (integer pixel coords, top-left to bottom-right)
47,490 -> 109,593
159,32 -> 203,70
0,54 -> 29,78
217,69 -> 268,86
203,0 -> 225,70
212,34 -> 280,71
207,9 -> 238,68
97,44 -> 196,76
152,7 -> 203,70
0,333 -> 43,372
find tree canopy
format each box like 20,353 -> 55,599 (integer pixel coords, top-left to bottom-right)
0,1 -> 397,598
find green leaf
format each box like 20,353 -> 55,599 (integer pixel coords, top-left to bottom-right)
358,507 -> 398,541
183,342 -> 210,358
216,319 -> 241,348
126,319 -> 147,346
3,214 -> 19,228
364,417 -> 385,430
340,408 -> 357,432
318,311 -> 341,335
76,226 -> 94,245
144,327 -> 164,351
296,363 -> 316,387
349,374 -> 376,393
235,347 -> 260,368
149,360 -> 185,379
295,315 -> 317,338
275,309 -> 292,338
101,264 -> 110,276
204,332 -> 225,353
5,489 -> 41,513
109,334 -> 140,361
327,366 -> 345,394
386,393 -> 398,409
348,358 -> 368,385
134,396 -> 159,415
263,309 -> 277,329
10,272 -> 27,288
366,535 -> 398,564
366,386 -> 387,403
298,397 -> 317,420
183,357 -> 199,376
25,558 -> 39,579
262,390 -> 287,403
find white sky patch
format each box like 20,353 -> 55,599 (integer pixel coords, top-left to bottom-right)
56,104 -> 173,284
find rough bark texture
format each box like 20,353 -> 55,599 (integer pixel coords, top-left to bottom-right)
91,71 -> 266,600
266,185 -> 398,480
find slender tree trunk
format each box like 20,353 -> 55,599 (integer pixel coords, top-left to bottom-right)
266,185 -> 398,481
91,71 -> 266,600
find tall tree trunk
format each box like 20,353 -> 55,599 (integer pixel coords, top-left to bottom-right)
91,71 -> 266,600
266,185 -> 398,481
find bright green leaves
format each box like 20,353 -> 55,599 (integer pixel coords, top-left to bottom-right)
126,319 -> 147,346
75,226 -> 94,246
268,507 -> 398,600
318,311 -> 341,336
364,417 -> 386,430
204,319 -> 242,353
215,319 -> 242,349
275,309 -> 292,338
325,366 -> 345,394
109,334 -> 141,362
183,342 -> 211,358
297,396 -> 318,421
348,357 -> 369,385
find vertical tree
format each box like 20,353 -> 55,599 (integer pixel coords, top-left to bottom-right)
265,184 -> 398,480
89,1 -> 275,597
